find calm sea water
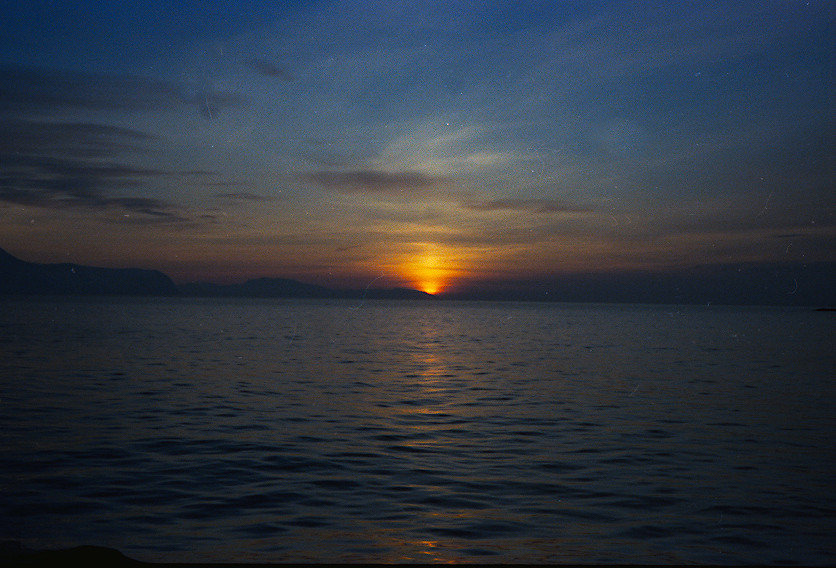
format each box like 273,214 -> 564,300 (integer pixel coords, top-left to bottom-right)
1,297 -> 834,564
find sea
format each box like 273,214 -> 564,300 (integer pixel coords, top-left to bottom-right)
1,297 -> 834,564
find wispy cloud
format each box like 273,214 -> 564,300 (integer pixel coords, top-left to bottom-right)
466,198 -> 588,214
374,123 -> 519,176
0,117 -> 223,222
305,170 -> 447,193
0,122 -> 199,221
246,58 -> 294,81
0,119 -> 156,158
0,65 -> 244,119
214,192 -> 271,201
0,153 -> 178,217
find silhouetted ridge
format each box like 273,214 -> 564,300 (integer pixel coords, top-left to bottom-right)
180,277 -> 433,300
0,247 -> 26,266
3,247 -> 832,305
181,277 -> 334,298
359,287 -> 433,300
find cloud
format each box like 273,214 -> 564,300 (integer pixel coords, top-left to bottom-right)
104,197 -> 183,219
0,118 -> 220,222
2,153 -> 164,185
246,58 -> 294,81
466,198 -> 588,214
0,182 -> 180,219
0,119 -> 156,158
374,123 -> 519,176
0,153 -> 177,216
0,65 -> 244,119
214,192 -> 271,201
305,169 -> 447,193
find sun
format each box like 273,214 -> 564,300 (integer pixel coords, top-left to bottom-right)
400,248 -> 451,295
414,255 -> 443,295
419,280 -> 441,295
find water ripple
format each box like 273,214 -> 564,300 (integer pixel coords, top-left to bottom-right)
1,299 -> 833,564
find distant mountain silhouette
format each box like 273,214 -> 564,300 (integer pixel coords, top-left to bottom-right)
0,248 -> 433,300
180,277 -> 433,300
0,248 -> 179,296
357,287 -> 434,300
180,277 -> 335,298
3,247 -> 832,305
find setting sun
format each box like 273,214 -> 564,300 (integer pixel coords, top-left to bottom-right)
398,247 -> 454,295
419,281 -> 440,295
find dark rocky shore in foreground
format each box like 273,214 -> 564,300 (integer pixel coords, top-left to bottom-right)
0,542 -> 140,566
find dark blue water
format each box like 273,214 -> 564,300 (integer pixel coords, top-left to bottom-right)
1,298 -> 834,563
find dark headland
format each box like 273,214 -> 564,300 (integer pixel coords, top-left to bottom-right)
0,247 -> 179,296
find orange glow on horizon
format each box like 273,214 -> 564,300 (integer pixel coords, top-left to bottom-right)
419,281 -> 441,295
398,246 -> 455,295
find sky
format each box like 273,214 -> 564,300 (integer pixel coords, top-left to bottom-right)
0,0 -> 833,296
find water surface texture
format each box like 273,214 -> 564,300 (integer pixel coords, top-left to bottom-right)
1,298 -> 834,563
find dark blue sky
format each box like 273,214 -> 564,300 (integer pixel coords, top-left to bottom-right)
1,1 -> 833,295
